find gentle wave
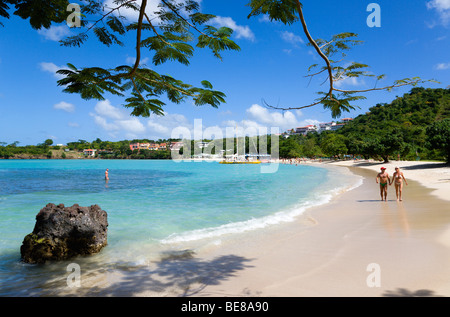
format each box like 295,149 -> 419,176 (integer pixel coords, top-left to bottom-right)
160,173 -> 363,244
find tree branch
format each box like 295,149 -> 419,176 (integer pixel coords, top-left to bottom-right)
160,0 -> 213,39
129,0 -> 147,76
334,80 -> 422,94
85,0 -> 137,33
295,0 -> 333,100
262,0 -> 433,114
144,12 -> 172,47
131,77 -> 146,102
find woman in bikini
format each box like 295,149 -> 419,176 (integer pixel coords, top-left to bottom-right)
391,167 -> 408,201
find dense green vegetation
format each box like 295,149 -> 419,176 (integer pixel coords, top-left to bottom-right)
0,138 -> 174,159
66,138 -> 176,159
279,88 -> 450,163
1,88 -> 449,163
0,140 -> 53,159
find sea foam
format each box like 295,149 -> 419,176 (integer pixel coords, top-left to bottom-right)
161,167 -> 363,244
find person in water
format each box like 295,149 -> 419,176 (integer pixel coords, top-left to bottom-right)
391,167 -> 408,201
105,168 -> 109,181
376,167 -> 390,201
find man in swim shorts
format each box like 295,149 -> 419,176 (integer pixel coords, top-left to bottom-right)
376,167 -> 390,201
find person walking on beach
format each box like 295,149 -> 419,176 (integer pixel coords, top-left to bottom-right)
105,168 -> 109,181
376,167 -> 390,201
391,167 -> 408,201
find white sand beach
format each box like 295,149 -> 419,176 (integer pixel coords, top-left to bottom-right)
190,160 -> 450,297
64,160 -> 450,297
328,160 -> 450,202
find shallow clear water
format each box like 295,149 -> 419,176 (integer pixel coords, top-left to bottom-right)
0,159 -> 361,296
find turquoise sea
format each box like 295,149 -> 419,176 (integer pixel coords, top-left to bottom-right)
0,159 -> 361,296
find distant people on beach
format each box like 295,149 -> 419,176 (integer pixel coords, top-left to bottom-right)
105,168 -> 109,181
391,167 -> 408,201
376,167 -> 390,201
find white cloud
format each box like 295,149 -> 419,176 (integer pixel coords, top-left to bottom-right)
258,15 -> 271,23
89,100 -> 320,141
221,119 -> 267,137
436,62 -> 450,70
246,104 -> 299,129
90,100 -> 146,137
90,99 -> 193,139
280,31 -> 304,46
334,76 -> 366,88
210,16 -> 255,41
103,0 -> 162,22
427,0 -> 450,26
117,118 -> 146,134
259,15 -> 270,23
147,113 -> 192,137
37,25 -> 71,41
103,0 -> 200,24
92,113 -> 120,131
94,100 -> 124,120
222,104 -> 319,136
427,0 -> 450,11
39,62 -> 66,80
54,101 -> 75,113
126,56 -> 150,66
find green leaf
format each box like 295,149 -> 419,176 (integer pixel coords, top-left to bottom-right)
13,0 -> 70,29
66,63 -> 78,72
192,89 -> 226,108
106,16 -> 126,35
124,93 -> 166,117
152,42 -> 194,66
308,64 -> 319,72
197,26 -> 241,60
59,33 -> 88,47
201,80 -> 213,89
247,0 -> 299,25
94,26 -> 124,47
57,66 -> 125,101
0,0 -> 12,21
190,12 -> 215,25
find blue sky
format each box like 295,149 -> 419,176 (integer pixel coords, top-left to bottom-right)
0,0 -> 449,145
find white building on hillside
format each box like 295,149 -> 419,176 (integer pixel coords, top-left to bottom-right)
295,125 -> 318,135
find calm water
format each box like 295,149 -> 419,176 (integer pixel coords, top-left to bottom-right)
0,159 -> 361,296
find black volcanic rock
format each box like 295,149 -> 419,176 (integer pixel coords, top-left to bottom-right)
20,203 -> 108,264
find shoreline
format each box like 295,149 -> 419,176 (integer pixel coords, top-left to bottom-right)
325,160 -> 450,202
187,163 -> 450,297
47,160 -> 450,297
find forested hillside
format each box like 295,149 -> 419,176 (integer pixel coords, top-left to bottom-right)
279,88 -> 450,163
338,88 -> 449,162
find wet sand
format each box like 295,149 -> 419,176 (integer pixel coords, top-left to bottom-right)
62,161 -> 450,297
190,164 -> 450,297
